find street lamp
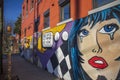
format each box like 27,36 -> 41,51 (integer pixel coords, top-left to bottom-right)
7,26 -> 12,33
7,25 -> 12,80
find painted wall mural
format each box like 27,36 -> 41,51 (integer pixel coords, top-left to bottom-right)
21,5 -> 120,80
68,5 -> 120,80
37,22 -> 73,80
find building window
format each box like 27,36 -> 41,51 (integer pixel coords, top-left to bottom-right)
22,6 -> 25,17
37,0 -> 41,4
44,9 -> 50,29
59,0 -> 70,21
26,0 -> 28,15
24,28 -> 26,37
93,0 -> 114,8
30,0 -> 34,9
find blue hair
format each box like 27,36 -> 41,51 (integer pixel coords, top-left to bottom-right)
68,5 -> 120,80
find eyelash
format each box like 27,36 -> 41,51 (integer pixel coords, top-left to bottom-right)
78,29 -> 89,37
99,24 -> 118,34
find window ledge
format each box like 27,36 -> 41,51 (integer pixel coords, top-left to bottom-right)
57,18 -> 73,26
42,27 -> 50,31
88,0 -> 120,15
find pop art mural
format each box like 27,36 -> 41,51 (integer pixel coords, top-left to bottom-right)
68,5 -> 120,80
21,5 -> 120,80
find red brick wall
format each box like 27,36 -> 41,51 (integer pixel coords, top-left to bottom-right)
37,0 -> 60,31
21,0 -> 35,38
21,0 -> 93,38
71,0 -> 92,20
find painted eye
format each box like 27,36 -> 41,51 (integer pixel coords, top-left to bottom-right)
99,24 -> 118,34
78,29 -> 89,37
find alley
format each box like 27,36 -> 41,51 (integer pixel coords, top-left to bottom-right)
2,54 -> 59,80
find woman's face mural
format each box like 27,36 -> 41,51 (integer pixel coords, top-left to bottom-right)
77,18 -> 120,80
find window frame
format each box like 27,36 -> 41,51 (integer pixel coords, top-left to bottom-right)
59,0 -> 70,22
26,0 -> 28,15
37,0 -> 41,4
30,0 -> 34,10
22,6 -> 25,17
93,0 -> 115,9
44,9 -> 50,29
89,0 -> 118,15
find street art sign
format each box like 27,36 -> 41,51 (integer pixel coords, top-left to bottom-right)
42,32 -> 53,47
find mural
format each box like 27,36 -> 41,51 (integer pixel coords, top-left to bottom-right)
68,5 -> 120,80
21,22 -> 73,79
39,22 -> 73,80
21,4 -> 120,80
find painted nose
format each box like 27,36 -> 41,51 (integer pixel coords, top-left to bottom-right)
91,32 -> 103,53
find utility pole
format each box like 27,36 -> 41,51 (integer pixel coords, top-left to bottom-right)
7,26 -> 12,80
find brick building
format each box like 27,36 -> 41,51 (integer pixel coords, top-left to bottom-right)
21,0 -> 93,39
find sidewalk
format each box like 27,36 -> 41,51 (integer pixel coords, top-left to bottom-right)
0,55 -> 8,80
1,54 -> 60,80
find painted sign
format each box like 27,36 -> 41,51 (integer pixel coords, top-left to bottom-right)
42,32 -> 53,47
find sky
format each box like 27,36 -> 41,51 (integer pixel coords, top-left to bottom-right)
4,0 -> 23,23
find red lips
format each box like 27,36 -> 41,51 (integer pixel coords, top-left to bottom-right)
88,56 -> 108,69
